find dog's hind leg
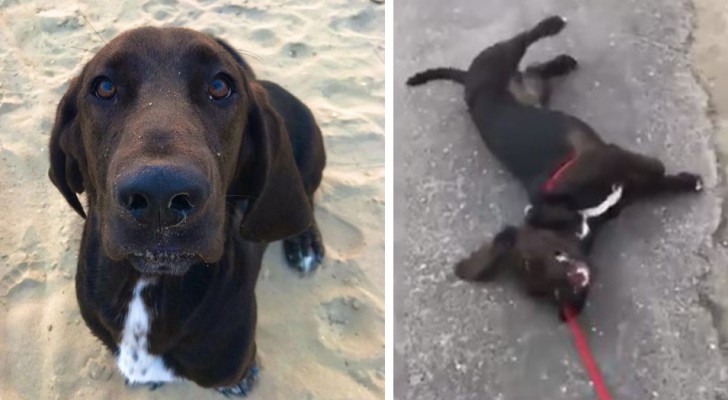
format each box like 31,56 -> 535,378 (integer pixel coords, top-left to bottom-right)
466,16 -> 568,103
508,72 -> 550,107
489,15 -> 569,72
526,54 -> 578,80
516,55 -> 578,107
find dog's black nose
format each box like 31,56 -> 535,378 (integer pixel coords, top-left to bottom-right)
115,166 -> 210,227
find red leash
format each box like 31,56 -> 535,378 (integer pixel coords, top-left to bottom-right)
562,306 -> 612,400
542,154 -> 612,399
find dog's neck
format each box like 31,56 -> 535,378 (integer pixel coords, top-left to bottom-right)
528,155 -> 626,241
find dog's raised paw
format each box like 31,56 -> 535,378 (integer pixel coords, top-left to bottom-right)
124,379 -> 165,391
552,54 -> 578,72
283,223 -> 325,274
215,364 -> 259,397
536,16 -> 567,37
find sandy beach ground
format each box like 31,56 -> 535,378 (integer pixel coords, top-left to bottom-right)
0,1 -> 384,399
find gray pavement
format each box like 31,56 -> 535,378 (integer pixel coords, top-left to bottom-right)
394,0 -> 728,399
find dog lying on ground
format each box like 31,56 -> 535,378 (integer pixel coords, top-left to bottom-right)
407,16 -> 702,319
48,27 -> 325,395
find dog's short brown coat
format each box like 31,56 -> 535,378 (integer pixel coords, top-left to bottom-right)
49,27 -> 326,391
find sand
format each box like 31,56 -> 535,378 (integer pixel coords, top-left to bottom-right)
0,1 -> 384,399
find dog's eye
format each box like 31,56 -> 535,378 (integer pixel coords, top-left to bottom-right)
95,79 -> 117,100
208,77 -> 232,100
554,251 -> 568,262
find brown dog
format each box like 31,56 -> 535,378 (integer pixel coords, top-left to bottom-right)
407,17 -> 702,319
48,27 -> 325,395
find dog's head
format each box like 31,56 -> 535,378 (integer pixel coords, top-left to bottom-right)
455,224 -> 591,312
48,27 -> 311,275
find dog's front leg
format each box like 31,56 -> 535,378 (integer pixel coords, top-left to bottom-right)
627,168 -> 703,198
616,148 -> 703,198
651,172 -> 704,194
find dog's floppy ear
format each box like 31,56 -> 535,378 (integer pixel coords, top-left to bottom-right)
454,226 -> 518,281
48,77 -> 87,219
233,81 -> 312,242
214,38 -> 256,79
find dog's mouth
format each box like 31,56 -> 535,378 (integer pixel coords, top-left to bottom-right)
127,250 -> 202,276
552,253 -> 591,308
102,199 -> 227,275
555,253 -> 590,290
566,264 -> 590,289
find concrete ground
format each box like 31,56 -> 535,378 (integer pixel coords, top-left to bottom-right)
394,0 -> 728,399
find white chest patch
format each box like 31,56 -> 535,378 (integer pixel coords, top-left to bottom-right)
576,184 -> 624,239
117,278 -> 179,384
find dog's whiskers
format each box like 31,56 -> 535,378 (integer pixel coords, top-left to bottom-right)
236,49 -> 264,63
66,45 -> 99,54
80,12 -> 108,45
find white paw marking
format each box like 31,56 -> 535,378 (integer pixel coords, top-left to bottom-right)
117,278 -> 180,384
695,179 -> 703,191
300,254 -> 315,274
576,184 -> 623,239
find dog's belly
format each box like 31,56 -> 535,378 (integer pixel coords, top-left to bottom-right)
472,105 -> 574,187
117,278 -> 180,384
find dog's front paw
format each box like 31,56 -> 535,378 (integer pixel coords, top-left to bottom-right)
677,172 -> 703,192
124,379 -> 165,391
215,364 -> 259,397
283,223 -> 324,274
536,16 -> 567,37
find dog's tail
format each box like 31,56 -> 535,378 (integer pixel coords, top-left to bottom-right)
406,68 -> 466,86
